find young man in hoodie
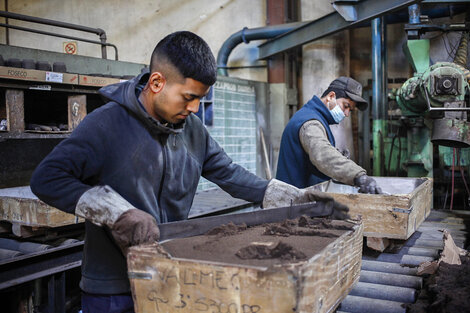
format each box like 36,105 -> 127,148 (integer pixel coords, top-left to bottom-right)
30,31 -> 348,313
276,77 -> 382,194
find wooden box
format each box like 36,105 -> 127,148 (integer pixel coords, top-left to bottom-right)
128,221 -> 363,313
0,186 -> 81,228
312,177 -> 432,240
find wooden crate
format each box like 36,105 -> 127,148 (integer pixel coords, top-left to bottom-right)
128,222 -> 363,313
0,186 -> 81,229
312,177 -> 432,240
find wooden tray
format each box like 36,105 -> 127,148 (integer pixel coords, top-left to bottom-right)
128,220 -> 363,313
312,177 -> 432,240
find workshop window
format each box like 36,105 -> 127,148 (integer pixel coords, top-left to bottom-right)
195,86 -> 213,126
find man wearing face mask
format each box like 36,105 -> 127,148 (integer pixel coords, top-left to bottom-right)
276,77 -> 382,194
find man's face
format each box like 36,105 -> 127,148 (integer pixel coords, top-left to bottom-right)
336,97 -> 356,117
149,76 -> 210,124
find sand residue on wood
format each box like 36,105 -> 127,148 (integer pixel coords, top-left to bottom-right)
161,216 -> 354,267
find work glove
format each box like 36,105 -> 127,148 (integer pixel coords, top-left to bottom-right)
262,179 -> 350,220
75,185 -> 160,255
354,174 -> 382,194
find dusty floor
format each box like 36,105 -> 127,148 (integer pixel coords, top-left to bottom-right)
161,216 -> 354,267
407,255 -> 470,313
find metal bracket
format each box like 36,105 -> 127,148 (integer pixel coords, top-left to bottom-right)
332,1 -> 360,22
424,87 -> 470,112
392,207 -> 412,214
128,272 -> 153,280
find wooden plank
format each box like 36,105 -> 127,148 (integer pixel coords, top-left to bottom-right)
78,75 -> 122,87
0,186 -> 82,228
128,222 -> 363,313
313,177 -> 432,240
68,95 -> 87,131
5,89 -> 24,132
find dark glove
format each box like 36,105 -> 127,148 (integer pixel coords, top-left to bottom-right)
354,174 -> 382,194
111,209 -> 160,255
303,188 -> 350,220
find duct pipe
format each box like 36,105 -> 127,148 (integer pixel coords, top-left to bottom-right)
217,5 -> 462,76
217,22 -> 306,76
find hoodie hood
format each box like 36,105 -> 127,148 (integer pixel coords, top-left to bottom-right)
98,72 -> 184,135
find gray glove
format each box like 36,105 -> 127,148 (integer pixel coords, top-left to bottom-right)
75,185 -> 159,254
354,174 -> 382,194
262,179 -> 350,220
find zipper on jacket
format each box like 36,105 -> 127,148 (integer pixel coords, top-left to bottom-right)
173,134 -> 176,148
157,136 -> 167,223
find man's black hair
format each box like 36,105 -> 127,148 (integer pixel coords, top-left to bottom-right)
150,31 -> 217,86
321,88 -> 348,99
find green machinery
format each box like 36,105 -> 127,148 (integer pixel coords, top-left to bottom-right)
395,38 -> 470,177
385,31 -> 470,209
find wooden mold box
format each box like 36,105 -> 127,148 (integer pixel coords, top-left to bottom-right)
312,177 -> 432,240
0,186 -> 82,228
128,220 -> 363,313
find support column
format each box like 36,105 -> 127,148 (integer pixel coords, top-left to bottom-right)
371,17 -> 387,176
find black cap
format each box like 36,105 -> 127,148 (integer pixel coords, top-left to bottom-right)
328,76 -> 368,111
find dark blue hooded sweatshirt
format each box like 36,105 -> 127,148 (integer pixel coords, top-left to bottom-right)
30,73 -> 269,294
276,95 -> 336,188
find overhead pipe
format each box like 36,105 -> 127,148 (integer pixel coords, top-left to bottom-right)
217,22 -> 306,76
218,4 -> 463,77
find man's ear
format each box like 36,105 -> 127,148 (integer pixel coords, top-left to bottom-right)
327,91 -> 336,101
326,91 -> 336,109
148,72 -> 166,94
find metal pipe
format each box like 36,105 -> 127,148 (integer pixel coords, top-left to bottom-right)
372,17 -> 385,176
0,238 -> 52,253
0,10 -> 112,59
363,252 -> 434,265
360,270 -> 423,289
408,4 -> 421,24
349,281 -> 417,303
0,11 -> 105,36
381,16 -> 388,121
361,260 -> 418,276
340,295 -> 406,313
216,22 -> 306,75
0,23 -> 118,60
401,254 -> 435,266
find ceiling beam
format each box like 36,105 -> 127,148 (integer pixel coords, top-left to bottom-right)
258,0 -> 422,59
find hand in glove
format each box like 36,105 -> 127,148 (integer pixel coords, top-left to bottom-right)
111,209 -> 159,255
262,179 -> 350,220
354,174 -> 382,194
75,185 -> 159,255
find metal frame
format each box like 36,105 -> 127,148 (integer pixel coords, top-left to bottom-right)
258,0 -> 421,59
0,241 -> 83,290
0,11 -> 117,60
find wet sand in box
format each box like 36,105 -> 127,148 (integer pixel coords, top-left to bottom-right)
161,216 -> 354,267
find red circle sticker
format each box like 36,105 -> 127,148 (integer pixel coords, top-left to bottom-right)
64,42 -> 77,54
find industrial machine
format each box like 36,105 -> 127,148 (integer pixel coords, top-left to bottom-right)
388,9 -> 470,210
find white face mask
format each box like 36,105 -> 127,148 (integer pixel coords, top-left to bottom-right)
328,98 -> 345,123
